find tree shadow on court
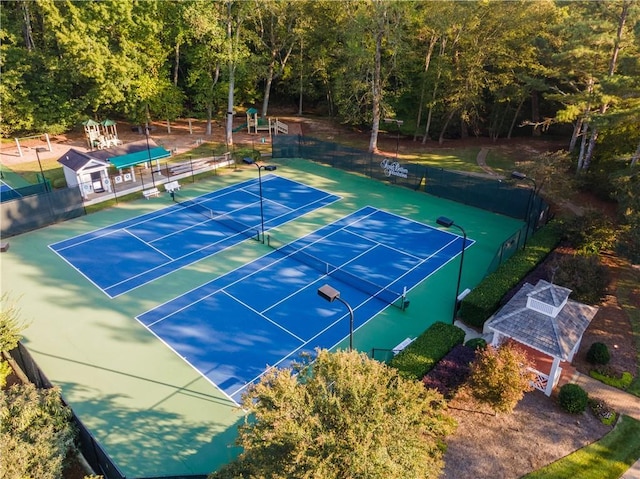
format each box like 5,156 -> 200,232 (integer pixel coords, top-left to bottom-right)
56,378 -> 244,478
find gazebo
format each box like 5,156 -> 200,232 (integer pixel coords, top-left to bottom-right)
484,279 -> 598,396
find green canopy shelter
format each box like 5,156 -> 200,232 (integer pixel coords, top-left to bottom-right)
108,146 -> 170,183
110,147 -> 171,169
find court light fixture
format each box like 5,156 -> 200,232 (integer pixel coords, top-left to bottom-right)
318,284 -> 354,351
511,171 -> 537,250
254,163 -> 277,243
436,216 -> 467,323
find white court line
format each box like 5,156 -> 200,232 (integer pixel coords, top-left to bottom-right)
222,290 -> 305,343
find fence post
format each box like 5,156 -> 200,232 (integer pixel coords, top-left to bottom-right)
140,166 -> 146,190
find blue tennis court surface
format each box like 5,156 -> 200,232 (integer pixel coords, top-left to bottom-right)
49,175 -> 339,297
137,206 -> 474,403
0,180 -> 16,194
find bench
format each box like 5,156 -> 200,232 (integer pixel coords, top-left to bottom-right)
393,337 -> 415,355
142,187 -> 160,199
169,160 -> 209,176
164,181 -> 180,192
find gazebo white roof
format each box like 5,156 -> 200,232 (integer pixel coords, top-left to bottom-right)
486,279 -> 598,361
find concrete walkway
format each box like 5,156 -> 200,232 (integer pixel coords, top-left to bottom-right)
476,147 -> 501,177
566,371 -> 640,421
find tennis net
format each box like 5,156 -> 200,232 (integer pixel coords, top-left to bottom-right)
180,198 -> 259,241
267,235 -> 407,309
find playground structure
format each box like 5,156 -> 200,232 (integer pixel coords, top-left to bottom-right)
83,119 -> 123,150
246,108 -> 289,135
13,134 -> 52,158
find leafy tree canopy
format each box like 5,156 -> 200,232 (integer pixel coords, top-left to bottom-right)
468,340 -> 535,414
0,384 -> 76,479
211,349 -> 456,479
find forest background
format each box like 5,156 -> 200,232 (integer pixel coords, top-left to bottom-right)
1,0 -> 639,259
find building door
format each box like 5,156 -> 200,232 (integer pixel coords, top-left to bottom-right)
91,171 -> 104,193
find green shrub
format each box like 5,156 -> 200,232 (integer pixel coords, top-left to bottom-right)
389,322 -> 465,380
464,337 -> 487,350
616,224 -> 640,265
459,222 -> 563,329
586,342 -> 610,365
0,360 -> 12,388
553,253 -> 609,304
589,369 -> 633,390
561,211 -> 617,255
558,383 -> 588,414
52,178 -> 67,189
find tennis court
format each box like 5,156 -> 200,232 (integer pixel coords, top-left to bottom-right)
49,175 -> 339,297
0,179 -> 18,196
137,205 -> 473,403
3,161 -> 526,478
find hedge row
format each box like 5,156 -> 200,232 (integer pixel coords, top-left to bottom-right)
458,221 -> 563,329
388,322 -> 465,380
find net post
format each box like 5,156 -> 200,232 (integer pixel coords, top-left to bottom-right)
402,286 -> 407,310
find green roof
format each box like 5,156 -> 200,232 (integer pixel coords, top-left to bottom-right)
110,147 -> 171,169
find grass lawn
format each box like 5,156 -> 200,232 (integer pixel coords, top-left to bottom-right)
522,415 -> 640,479
402,148 -> 486,173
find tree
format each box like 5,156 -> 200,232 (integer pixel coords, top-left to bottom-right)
547,1 -> 640,171
222,0 -> 252,148
468,340 -> 534,415
211,349 -> 456,479
249,0 -> 303,118
182,1 -> 227,134
0,384 -> 76,479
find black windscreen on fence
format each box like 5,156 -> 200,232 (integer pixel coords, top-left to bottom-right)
272,135 -> 548,222
1,186 -> 85,237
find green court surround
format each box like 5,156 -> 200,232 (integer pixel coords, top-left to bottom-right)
1,159 -> 524,478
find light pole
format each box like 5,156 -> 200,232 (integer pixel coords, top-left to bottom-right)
511,171 -> 537,249
384,118 -> 404,159
436,216 -> 467,323
253,162 -> 277,243
35,147 -> 48,192
317,284 -> 354,351
145,125 -> 156,188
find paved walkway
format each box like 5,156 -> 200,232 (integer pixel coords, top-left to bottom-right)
565,371 -> 640,421
476,147 -> 502,177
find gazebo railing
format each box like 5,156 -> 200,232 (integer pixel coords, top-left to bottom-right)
528,366 -> 549,394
